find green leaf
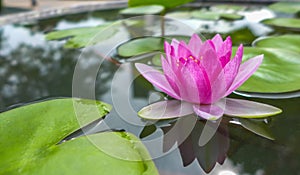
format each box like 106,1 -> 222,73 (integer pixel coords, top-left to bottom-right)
224,98 -> 282,118
238,118 -> 275,140
0,98 -> 158,175
220,13 -> 244,20
191,10 -> 243,21
261,18 -> 300,32
45,23 -> 117,48
191,10 -> 220,20
235,47 -> 300,93
128,0 -> 193,9
117,36 -> 191,58
120,5 -> 165,16
254,34 -> 300,54
117,37 -> 164,58
268,2 -> 300,14
139,124 -> 157,138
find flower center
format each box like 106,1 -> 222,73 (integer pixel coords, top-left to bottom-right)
176,55 -> 202,66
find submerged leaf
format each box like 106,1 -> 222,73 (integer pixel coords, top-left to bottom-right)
238,118 -> 275,140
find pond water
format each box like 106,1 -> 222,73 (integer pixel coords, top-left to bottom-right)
0,4 -> 300,175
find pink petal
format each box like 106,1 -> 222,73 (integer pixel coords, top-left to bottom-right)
223,44 -> 243,90
218,36 -> 232,67
210,70 -> 227,103
211,34 -> 223,51
188,33 -> 202,57
193,101 -> 225,120
135,63 -> 180,99
178,60 -> 211,103
161,55 -> 182,97
225,55 -> 263,96
177,41 -> 192,59
138,100 -> 194,120
164,41 -> 173,64
201,42 -> 223,83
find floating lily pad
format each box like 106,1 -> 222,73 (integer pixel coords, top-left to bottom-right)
46,23 -> 117,48
128,0 -> 193,9
254,34 -> 300,53
117,36 -> 191,58
220,13 -> 244,20
191,10 -> 243,21
0,98 -> 158,175
268,2 -> 300,14
191,11 -> 220,20
117,37 -> 164,58
261,18 -> 300,32
120,5 -> 165,16
236,47 -> 300,93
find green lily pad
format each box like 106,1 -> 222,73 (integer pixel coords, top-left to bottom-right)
117,37 -> 164,58
0,98 -> 158,175
46,23 -> 117,48
191,10 -> 220,20
236,47 -> 300,93
128,0 -> 193,9
191,10 -> 243,21
268,2 -> 300,14
254,34 -> 300,53
261,18 -> 300,32
220,13 -> 244,20
120,5 -> 165,16
117,36 -> 191,58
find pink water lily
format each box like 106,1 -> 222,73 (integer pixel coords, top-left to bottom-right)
136,34 -> 281,120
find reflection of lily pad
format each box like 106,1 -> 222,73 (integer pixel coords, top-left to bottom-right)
261,18 -> 300,32
236,47 -> 300,93
128,0 -> 193,9
254,34 -> 300,53
0,98 -> 158,175
120,5 -> 165,16
46,23 -> 117,48
268,2 -> 300,14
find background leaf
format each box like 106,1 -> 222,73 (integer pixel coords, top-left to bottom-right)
268,2 -> 300,14
128,0 -> 193,9
46,23 -> 117,48
261,18 -> 300,32
120,5 -> 165,16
